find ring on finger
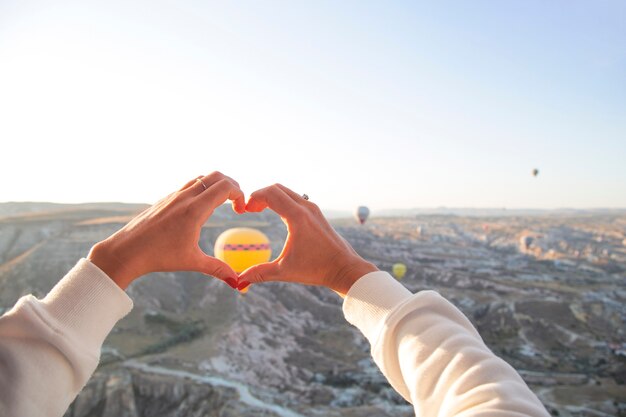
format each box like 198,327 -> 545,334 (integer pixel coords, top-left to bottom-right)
196,178 -> 208,191
302,193 -> 309,201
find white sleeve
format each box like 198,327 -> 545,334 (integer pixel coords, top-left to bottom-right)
0,258 -> 133,417
343,271 -> 550,417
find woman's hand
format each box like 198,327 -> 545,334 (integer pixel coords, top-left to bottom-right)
87,172 -> 246,290
238,184 -> 378,296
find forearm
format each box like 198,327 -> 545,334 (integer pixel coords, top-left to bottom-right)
0,259 -> 133,416
343,272 -> 550,417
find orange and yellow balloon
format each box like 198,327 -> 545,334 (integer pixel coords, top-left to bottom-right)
214,228 -> 272,292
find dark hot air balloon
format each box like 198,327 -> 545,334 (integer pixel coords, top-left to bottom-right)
355,206 -> 370,225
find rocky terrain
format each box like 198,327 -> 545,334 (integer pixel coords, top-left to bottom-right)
0,203 -> 624,416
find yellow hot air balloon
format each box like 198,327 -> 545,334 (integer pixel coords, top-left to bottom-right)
392,263 -> 407,280
214,228 -> 272,274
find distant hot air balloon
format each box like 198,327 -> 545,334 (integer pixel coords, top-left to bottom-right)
214,228 -> 272,292
355,206 -> 370,225
532,168 -> 539,177
392,263 -> 407,280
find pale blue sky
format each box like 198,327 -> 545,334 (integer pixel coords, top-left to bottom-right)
1,1 -> 624,210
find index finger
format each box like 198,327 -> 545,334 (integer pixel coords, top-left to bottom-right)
192,178 -> 246,223
245,184 -> 304,220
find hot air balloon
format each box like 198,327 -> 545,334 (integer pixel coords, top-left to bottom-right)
214,228 -> 271,292
392,263 -> 407,280
532,168 -> 539,177
355,206 -> 370,225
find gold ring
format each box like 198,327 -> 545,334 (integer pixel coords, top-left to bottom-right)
196,178 -> 208,190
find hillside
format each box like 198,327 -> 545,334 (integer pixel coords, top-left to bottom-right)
0,202 -> 624,416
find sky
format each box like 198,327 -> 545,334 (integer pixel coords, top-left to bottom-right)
1,0 -> 625,210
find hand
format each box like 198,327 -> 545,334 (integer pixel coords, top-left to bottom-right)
87,172 -> 246,289
238,184 -> 378,295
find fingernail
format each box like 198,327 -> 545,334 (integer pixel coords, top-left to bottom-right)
225,278 -> 238,289
237,281 -> 251,291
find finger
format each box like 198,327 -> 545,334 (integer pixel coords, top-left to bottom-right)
201,171 -> 230,188
193,178 -> 246,222
204,172 -> 241,192
199,174 -> 244,213
179,176 -> 204,191
180,171 -> 228,197
212,175 -> 246,214
238,260 -> 282,284
231,198 -> 246,215
245,185 -> 304,219
274,183 -> 308,204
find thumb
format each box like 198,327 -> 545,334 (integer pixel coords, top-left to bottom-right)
194,254 -> 239,288
238,261 -> 281,285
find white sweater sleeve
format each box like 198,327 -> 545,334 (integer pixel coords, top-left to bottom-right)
343,271 -> 550,417
0,258 -> 133,417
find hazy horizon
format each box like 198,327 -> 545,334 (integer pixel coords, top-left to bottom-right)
2,200 -> 625,218
1,1 -> 624,210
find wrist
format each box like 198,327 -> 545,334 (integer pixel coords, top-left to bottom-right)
332,256 -> 378,296
87,240 -> 137,290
